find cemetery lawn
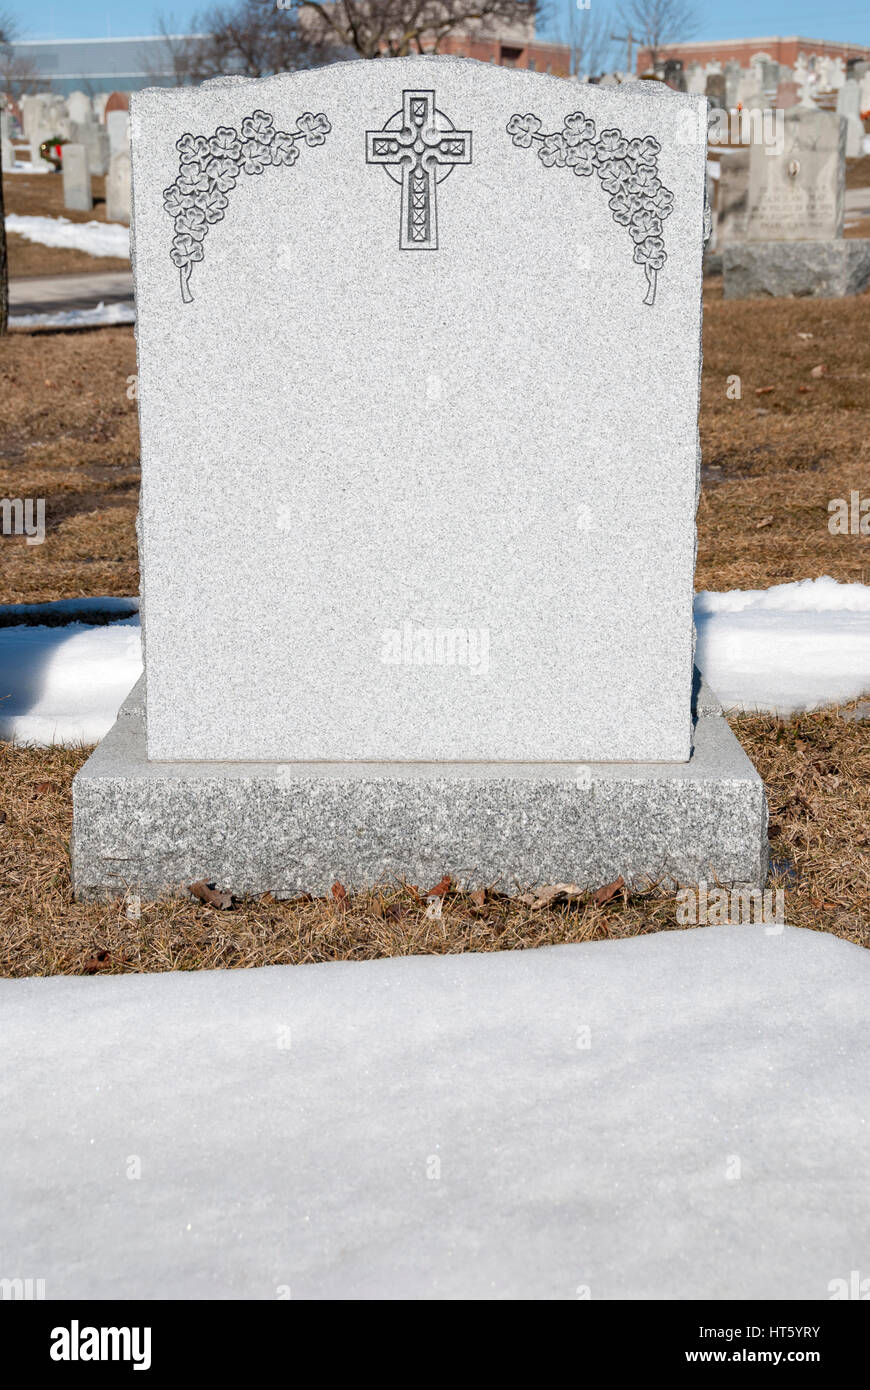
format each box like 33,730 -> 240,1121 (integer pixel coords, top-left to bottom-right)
1,285 -> 869,972
2,172 -> 131,275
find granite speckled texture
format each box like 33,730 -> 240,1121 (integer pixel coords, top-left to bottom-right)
130,57 -> 707,764
723,240 -> 870,299
71,676 -> 768,900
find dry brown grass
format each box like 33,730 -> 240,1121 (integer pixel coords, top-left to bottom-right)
0,701 -> 866,977
2,170 -> 131,275
0,237 -> 868,973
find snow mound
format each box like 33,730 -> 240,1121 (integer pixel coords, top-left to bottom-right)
10,300 -> 136,330
0,618 -> 142,745
0,925 -> 867,1299
695,577 -> 870,714
5,213 -> 130,257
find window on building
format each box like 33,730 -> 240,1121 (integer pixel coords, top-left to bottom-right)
500,45 -> 524,67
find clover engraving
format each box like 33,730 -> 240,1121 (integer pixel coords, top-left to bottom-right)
506,109 -> 675,306
163,108 -> 331,303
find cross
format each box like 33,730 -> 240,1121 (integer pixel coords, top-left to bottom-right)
366,90 -> 472,250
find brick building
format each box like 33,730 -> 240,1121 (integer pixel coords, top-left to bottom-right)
638,35 -> 870,74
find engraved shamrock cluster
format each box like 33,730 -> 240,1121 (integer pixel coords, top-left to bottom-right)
164,109 -> 331,303
506,110 -> 674,305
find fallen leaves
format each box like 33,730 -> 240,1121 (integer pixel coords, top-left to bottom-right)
593,877 -> 625,907
188,880 -> 234,910
31,781 -> 55,799
755,515 -> 774,529
810,364 -> 826,379
754,386 -> 775,396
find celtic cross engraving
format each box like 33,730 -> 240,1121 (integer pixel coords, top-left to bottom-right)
366,90 -> 472,250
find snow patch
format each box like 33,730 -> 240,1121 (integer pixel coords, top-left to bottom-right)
5,213 -> 130,258
9,300 -> 136,330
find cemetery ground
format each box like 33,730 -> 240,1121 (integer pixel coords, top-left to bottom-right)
1,151 -> 869,973
1,289 -> 868,974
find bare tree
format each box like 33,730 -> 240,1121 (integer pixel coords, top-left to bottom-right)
559,3 -> 617,78
148,2 -> 352,85
617,0 -> 697,72
276,0 -> 544,63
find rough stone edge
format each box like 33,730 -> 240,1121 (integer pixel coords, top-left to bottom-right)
71,671 -> 768,902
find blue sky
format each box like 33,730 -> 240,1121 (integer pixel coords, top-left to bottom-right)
10,0 -> 870,49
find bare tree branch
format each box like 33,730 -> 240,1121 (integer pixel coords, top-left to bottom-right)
617,0 -> 697,71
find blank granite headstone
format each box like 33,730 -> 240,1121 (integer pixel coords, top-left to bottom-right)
71,119 -> 110,176
106,149 -> 131,223
716,150 -> 750,246
837,81 -> 863,158
61,142 -> 92,211
725,107 -> 870,297
775,81 -> 799,110
72,57 -> 767,900
68,91 -> 92,125
106,109 -> 130,157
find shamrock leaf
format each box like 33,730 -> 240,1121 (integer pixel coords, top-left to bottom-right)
566,139 -> 597,176
563,111 -> 596,142
597,129 -> 629,160
177,162 -> 211,196
295,112 -> 331,146
241,109 -> 276,143
596,156 -> 630,193
170,231 -> 205,268
175,205 -> 208,242
629,207 -> 663,243
270,131 -> 301,167
649,185 -> 675,218
209,126 -> 241,160
176,133 -> 210,164
205,154 -> 240,193
628,167 -> 662,197
239,138 -> 271,174
634,235 -> 666,270
506,113 -> 541,148
608,190 -> 637,225
194,184 -> 229,223
162,182 -> 190,217
538,132 -> 567,168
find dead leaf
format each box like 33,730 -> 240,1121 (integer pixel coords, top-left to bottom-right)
755,515 -> 774,529
469,889 -> 487,908
593,876 -> 625,907
798,385 -> 812,394
810,364 -> 826,378
754,386 -> 775,395
426,874 -> 452,898
521,883 -> 585,910
31,781 -> 54,798
330,881 -> 349,911
188,880 -> 234,910
82,950 -> 113,974
0,810 -> 7,824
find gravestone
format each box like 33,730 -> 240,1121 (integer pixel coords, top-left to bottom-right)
1,107 -> 13,169
861,72 -> 870,115
746,107 -> 844,242
105,148 -> 131,222
68,91 -> 92,125
107,108 -> 130,156
836,80 -> 863,158
72,58 -> 767,899
705,73 -> 725,109
775,81 -> 799,110
61,142 -> 92,211
71,119 -> 109,176
716,150 -> 750,246
725,107 -> 870,297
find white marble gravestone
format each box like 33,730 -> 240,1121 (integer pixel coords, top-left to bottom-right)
106,149 -> 131,222
62,142 -> 92,211
72,58 -> 768,899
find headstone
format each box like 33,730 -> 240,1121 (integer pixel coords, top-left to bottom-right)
107,108 -> 130,157
93,93 -> 109,123
104,91 -> 130,117
62,143 -> 92,212
746,108 -> 845,242
105,148 -> 131,223
705,73 -> 725,109
68,91 -> 92,125
686,64 -> 706,96
716,149 -> 750,245
72,58 -> 768,899
775,81 -> 799,110
861,72 -> 870,115
71,119 -> 110,176
29,126 -> 55,172
837,80 -> 863,158
1,111 -> 13,170
724,63 -> 742,109
725,107 -> 870,298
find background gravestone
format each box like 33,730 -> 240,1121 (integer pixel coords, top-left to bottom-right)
72,58 -> 768,898
836,81 -> 863,158
61,142 -> 92,212
725,107 -> 870,296
71,119 -> 109,176
106,109 -> 130,157
106,149 -> 131,223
